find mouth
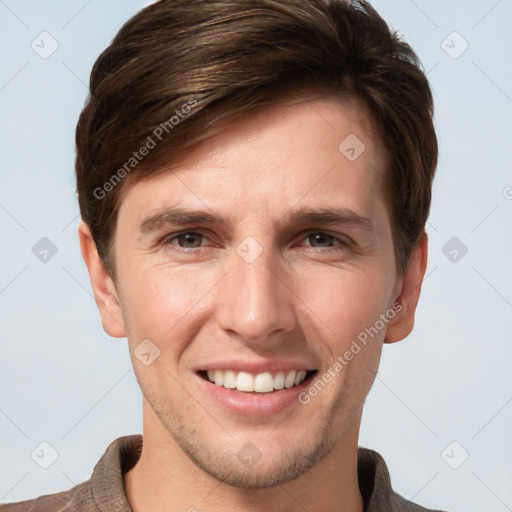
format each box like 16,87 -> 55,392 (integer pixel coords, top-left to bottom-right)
197,369 -> 318,393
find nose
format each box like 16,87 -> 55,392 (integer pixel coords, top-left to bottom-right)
215,243 -> 296,345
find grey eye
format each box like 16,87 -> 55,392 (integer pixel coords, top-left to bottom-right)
175,232 -> 204,248
306,233 -> 335,247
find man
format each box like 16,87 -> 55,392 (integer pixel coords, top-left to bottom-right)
1,0 -> 447,510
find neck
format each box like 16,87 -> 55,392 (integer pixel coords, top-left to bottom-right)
125,401 -> 364,512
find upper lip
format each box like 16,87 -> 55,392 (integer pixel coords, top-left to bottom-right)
195,359 -> 317,374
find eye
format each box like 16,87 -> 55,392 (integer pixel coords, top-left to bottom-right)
302,232 -> 350,249
163,231 -> 207,249
160,230 -> 351,253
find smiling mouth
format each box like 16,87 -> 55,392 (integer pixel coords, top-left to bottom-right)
198,369 -> 318,393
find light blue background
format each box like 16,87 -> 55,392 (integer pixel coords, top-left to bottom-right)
1,1 -> 511,510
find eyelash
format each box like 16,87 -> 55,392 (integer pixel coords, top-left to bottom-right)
161,230 -> 352,252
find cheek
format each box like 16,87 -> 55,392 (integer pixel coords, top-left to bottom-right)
297,265 -> 392,344
118,262 -> 223,343
120,266 -> 213,392
295,264 -> 392,399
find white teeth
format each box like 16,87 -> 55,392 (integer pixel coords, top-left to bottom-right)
274,371 -> 285,390
204,369 -> 310,392
214,370 -> 224,386
223,370 -> 237,389
284,370 -> 296,389
294,370 -> 307,385
254,372 -> 274,393
236,371 -> 254,392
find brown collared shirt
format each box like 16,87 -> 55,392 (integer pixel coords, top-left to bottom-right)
0,435 -> 447,511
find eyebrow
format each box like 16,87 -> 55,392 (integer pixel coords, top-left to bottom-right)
138,205 -> 374,234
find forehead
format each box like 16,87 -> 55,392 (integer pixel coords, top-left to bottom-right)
118,95 -> 389,226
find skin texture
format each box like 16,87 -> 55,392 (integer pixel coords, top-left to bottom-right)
79,95 -> 428,512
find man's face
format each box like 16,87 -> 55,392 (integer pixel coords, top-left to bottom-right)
104,96 -> 406,486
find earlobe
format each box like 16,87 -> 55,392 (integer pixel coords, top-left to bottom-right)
78,221 -> 126,338
384,232 -> 428,344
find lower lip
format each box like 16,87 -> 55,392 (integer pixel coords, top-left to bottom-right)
196,373 -> 315,417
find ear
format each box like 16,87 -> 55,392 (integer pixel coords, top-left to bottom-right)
78,221 -> 126,338
384,232 -> 428,344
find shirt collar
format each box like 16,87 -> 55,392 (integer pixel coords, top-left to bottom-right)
90,435 -> 404,511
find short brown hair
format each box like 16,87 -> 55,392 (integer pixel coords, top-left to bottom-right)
75,0 -> 437,277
